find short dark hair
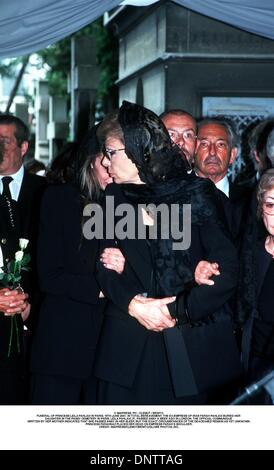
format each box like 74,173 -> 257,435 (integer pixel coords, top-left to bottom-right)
249,119 -> 274,169
266,128 -> 274,167
0,113 -> 29,145
24,158 -> 46,174
46,142 -> 78,184
159,109 -> 195,121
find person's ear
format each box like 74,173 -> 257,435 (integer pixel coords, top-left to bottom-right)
195,138 -> 200,152
21,141 -> 29,157
229,147 -> 238,165
254,150 -> 261,164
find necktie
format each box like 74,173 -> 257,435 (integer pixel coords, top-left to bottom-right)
2,176 -> 15,229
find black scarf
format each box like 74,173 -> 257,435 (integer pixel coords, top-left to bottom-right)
118,101 -> 225,297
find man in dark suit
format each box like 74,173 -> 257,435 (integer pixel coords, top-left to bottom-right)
194,118 -> 252,247
0,114 -> 46,404
160,109 -> 197,166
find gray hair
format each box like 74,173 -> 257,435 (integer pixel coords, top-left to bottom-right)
257,168 -> 274,218
266,128 -> 274,167
197,117 -> 239,149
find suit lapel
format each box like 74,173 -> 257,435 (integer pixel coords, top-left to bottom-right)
16,173 -> 28,237
255,239 -> 272,296
119,235 -> 152,293
217,189 -> 233,233
110,183 -> 153,290
17,172 -> 40,238
229,181 -> 253,243
17,171 -> 31,212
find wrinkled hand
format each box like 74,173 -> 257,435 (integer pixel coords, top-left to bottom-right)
21,302 -> 31,322
128,295 -> 176,332
0,288 -> 29,316
195,261 -> 220,286
100,247 -> 125,274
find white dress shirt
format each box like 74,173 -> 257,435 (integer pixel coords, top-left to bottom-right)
215,175 -> 230,198
0,165 -> 25,267
0,165 -> 25,201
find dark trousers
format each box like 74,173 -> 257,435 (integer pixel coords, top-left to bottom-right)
0,368 -> 26,405
245,355 -> 274,405
97,333 -> 209,405
30,372 -> 98,405
0,317 -> 26,405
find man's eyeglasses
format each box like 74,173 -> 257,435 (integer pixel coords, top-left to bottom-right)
262,201 -> 274,215
103,146 -> 126,160
167,129 -> 196,143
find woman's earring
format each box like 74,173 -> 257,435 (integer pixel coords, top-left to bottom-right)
90,163 -> 94,169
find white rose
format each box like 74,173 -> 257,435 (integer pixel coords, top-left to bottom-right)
19,238 -> 29,250
15,251 -> 24,262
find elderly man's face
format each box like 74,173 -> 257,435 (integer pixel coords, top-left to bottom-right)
0,124 -> 28,175
195,123 -> 237,184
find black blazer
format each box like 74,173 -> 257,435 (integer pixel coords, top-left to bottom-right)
0,171 -> 46,368
95,183 -> 238,388
241,238 -> 273,370
215,182 -> 252,249
229,181 -> 253,246
30,184 -> 106,379
0,171 -> 46,262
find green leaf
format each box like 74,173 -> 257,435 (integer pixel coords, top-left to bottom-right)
21,266 -> 30,272
21,253 -> 31,265
35,17 -> 118,110
9,260 -> 16,271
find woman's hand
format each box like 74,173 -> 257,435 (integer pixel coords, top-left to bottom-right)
0,288 -> 29,315
128,294 -> 176,332
21,302 -> 31,322
100,248 -> 125,274
194,261 -> 220,286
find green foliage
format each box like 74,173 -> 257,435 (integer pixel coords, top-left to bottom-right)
0,62 -> 14,78
37,38 -> 71,96
0,57 -> 26,78
37,18 -> 118,106
0,20 -> 118,112
91,21 -> 118,100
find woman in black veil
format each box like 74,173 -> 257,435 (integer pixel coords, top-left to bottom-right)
95,101 -> 239,405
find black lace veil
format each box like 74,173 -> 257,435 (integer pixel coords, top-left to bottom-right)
118,101 -> 226,296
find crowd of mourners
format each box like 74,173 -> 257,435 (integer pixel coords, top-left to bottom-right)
0,103 -> 274,405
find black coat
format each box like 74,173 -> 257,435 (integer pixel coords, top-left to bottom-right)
94,184 -> 238,400
0,171 -> 46,370
241,238 -> 273,371
30,184 -> 106,379
215,182 -> 253,249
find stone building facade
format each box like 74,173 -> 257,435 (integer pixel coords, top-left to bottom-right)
105,0 -> 274,175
